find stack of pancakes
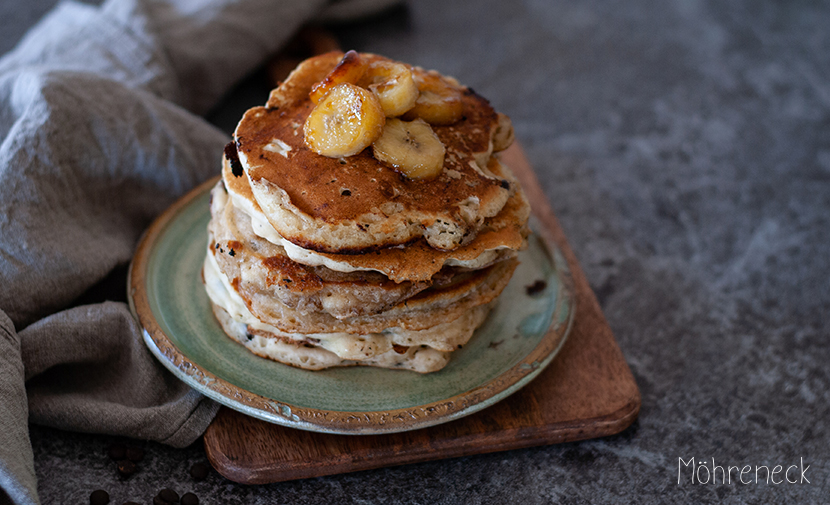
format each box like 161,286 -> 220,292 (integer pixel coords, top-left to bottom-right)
203,52 -> 530,373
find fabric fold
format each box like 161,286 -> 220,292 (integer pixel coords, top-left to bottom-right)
20,303 -> 221,446
0,312 -> 37,505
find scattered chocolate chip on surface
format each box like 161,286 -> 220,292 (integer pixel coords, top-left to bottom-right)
181,492 -> 199,505
90,489 -> 110,505
189,462 -> 210,481
158,488 -> 179,503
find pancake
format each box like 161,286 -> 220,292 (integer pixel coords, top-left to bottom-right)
222,155 -> 529,283
205,253 -> 494,373
211,303 -> 451,373
206,230 -> 516,335
235,51 -> 512,253
205,254 -> 492,354
209,182 -> 440,318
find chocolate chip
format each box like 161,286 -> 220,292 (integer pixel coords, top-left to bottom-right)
158,488 -> 179,503
116,459 -> 136,477
525,280 -> 547,296
181,493 -> 199,505
107,444 -> 126,461
90,490 -> 110,505
224,141 -> 244,177
189,462 -> 209,481
125,446 -> 144,462
153,496 -> 169,505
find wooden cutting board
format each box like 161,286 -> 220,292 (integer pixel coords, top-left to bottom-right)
203,143 -> 641,484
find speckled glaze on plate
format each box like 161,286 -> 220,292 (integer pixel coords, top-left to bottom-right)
128,177 -> 575,435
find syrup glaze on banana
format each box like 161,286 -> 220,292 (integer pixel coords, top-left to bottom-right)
302,51 -> 512,181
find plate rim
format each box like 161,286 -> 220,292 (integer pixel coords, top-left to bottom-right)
128,176 -> 576,435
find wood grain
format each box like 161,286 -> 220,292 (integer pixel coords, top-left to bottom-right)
203,143 -> 641,484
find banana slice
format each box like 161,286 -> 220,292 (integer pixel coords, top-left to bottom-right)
362,61 -> 419,117
309,50 -> 367,104
304,83 -> 386,158
403,70 -> 464,126
492,112 -> 515,152
372,118 -> 445,180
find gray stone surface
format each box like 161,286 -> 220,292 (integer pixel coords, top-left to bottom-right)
5,0 -> 830,503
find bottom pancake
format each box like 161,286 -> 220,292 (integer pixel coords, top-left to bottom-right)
203,252 -> 494,372
211,302 -> 451,373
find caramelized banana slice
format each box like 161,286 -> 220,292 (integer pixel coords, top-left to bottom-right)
403,70 -> 464,125
304,83 -> 386,158
492,112 -> 515,152
372,118 -> 445,180
362,61 -> 419,117
309,50 -> 367,104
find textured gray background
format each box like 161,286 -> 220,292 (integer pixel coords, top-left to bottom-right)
3,0 -> 829,503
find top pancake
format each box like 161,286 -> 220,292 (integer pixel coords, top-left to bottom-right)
234,51 -> 512,254
222,155 -> 529,283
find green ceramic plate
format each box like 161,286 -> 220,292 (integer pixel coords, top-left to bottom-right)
129,177 -> 575,434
